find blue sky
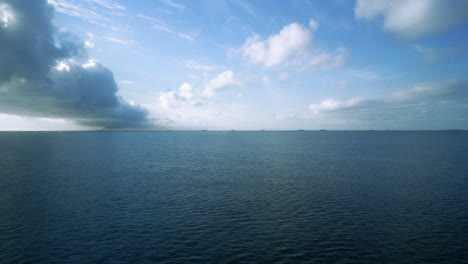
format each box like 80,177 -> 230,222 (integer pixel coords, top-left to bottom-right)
1,0 -> 468,130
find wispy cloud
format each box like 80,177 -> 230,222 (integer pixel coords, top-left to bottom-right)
230,0 -> 256,16
185,60 -> 215,71
411,44 -> 462,64
177,33 -> 195,41
104,36 -> 135,45
48,0 -> 112,23
161,0 -> 185,10
136,13 -> 196,41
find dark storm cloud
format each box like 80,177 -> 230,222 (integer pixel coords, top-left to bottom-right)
0,0 -> 150,128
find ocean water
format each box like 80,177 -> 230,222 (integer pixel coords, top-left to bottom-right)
0,131 -> 467,264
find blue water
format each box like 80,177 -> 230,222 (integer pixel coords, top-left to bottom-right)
0,131 -> 467,263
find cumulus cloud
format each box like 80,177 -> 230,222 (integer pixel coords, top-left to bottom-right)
242,23 -> 311,67
308,80 -> 468,122
0,0 -> 150,128
354,0 -> 468,39
202,71 -> 236,99
241,20 -> 347,70
159,71 -> 236,109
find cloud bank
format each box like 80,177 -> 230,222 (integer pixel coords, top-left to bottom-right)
355,0 -> 468,39
308,80 -> 468,124
0,0 -> 150,128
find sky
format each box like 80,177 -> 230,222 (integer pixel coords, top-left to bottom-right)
0,0 -> 468,130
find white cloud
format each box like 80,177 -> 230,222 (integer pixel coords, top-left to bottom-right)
185,60 -> 215,71
233,0 -> 256,16
104,36 -> 135,45
241,20 -> 347,71
162,0 -> 185,10
306,46 -> 348,71
242,23 -> 311,67
119,80 -> 134,84
411,44 -> 460,64
178,82 -> 193,100
159,90 -> 178,109
159,71 -> 237,110
354,0 -> 468,39
308,80 -> 468,118
202,71 -> 236,98
308,18 -> 320,31
139,14 -> 195,42
347,69 -> 387,81
159,82 -> 196,109
330,79 -> 350,90
0,3 -> 14,28
152,24 -> 172,33
309,98 -> 362,114
137,14 -> 165,25
178,33 -> 195,41
48,0 -> 113,23
84,40 -> 94,48
276,113 -> 297,120
278,72 -> 290,81
86,0 -> 126,10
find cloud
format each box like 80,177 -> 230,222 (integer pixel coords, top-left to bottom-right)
48,0 -> 114,23
347,69 -> 386,81
240,20 -> 347,70
185,60 -> 215,71
159,82 -> 197,109
276,113 -> 297,120
0,0 -> 150,129
202,71 -> 235,99
229,0 -> 256,16
308,18 -> 320,31
84,40 -> 94,48
104,36 -> 135,45
177,33 -> 195,41
330,79 -> 350,90
242,23 -> 311,67
162,0 -> 185,10
411,44 -> 461,64
278,72 -> 290,81
159,71 -> 236,109
305,46 -> 348,71
354,0 -> 468,39
309,98 -> 362,114
308,80 -> 468,123
178,82 -> 194,100
137,13 -> 196,42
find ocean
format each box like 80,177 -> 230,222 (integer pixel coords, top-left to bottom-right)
0,131 -> 467,263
